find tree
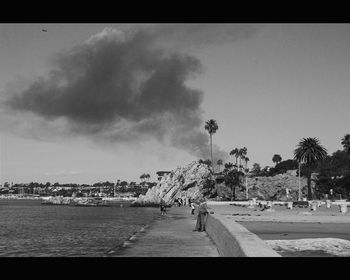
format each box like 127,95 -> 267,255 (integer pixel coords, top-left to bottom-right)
204,119 -> 219,172
140,174 -> 146,182
120,181 -> 128,187
224,162 -> 234,171
223,168 -> 244,201
341,134 -> 350,153
251,163 -> 261,176
260,166 -> 270,177
202,159 -> 212,167
217,159 -> 223,172
230,148 -> 239,169
243,157 -> 250,172
294,137 -> 327,200
202,178 -> 217,198
241,156 -> 250,199
314,150 -> 350,199
269,159 -> 298,176
239,147 -> 247,170
272,154 -> 282,166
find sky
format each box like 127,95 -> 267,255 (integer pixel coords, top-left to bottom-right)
0,23 -> 349,184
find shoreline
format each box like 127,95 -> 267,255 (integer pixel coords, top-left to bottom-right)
0,195 -> 137,203
3,198 -> 349,257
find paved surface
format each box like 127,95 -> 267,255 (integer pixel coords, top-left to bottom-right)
115,206 -> 220,257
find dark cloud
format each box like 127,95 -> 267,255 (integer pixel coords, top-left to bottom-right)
4,25 -> 257,159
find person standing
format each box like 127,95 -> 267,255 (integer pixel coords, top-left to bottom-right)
160,199 -> 167,216
190,201 -> 196,215
194,198 -> 209,232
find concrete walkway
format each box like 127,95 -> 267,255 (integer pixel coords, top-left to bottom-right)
116,206 -> 220,257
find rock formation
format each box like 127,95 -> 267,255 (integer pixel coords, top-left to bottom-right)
237,170 -> 316,201
133,161 -> 211,206
133,161 -> 317,206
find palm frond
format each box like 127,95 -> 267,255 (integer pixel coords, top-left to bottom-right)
294,137 -> 327,166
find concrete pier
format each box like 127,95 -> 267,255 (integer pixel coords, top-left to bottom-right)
116,207 -> 220,257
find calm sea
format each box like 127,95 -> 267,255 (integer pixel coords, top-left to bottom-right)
0,199 -> 159,257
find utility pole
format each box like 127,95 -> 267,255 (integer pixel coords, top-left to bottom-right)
245,175 -> 248,200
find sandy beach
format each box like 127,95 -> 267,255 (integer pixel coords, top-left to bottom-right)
209,203 -> 350,223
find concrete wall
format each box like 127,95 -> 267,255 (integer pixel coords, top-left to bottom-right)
205,213 -> 281,257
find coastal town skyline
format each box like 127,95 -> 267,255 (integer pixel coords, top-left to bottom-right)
1,23 -> 350,184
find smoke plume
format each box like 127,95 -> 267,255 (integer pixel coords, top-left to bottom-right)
3,25 -> 257,160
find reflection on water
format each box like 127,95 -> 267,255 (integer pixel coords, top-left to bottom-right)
0,199 -> 159,257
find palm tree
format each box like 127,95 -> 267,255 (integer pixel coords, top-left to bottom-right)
140,174 -> 146,183
235,149 -> 242,169
294,137 -> 327,200
224,162 -> 234,171
244,156 -> 250,172
204,119 -> 219,172
239,147 -> 247,170
272,154 -> 282,166
224,167 -> 244,201
229,148 -> 239,169
341,134 -> 350,153
217,159 -> 223,172
241,156 -> 250,199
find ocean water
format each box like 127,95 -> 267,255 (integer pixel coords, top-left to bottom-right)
0,199 -> 159,257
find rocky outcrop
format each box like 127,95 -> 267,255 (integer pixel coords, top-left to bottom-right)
236,170 -> 316,201
133,162 -> 317,206
133,161 -> 211,206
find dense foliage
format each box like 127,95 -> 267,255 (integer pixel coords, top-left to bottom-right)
250,159 -> 299,177
314,150 -> 350,199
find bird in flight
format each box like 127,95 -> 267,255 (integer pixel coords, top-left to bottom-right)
42,29 -> 47,32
